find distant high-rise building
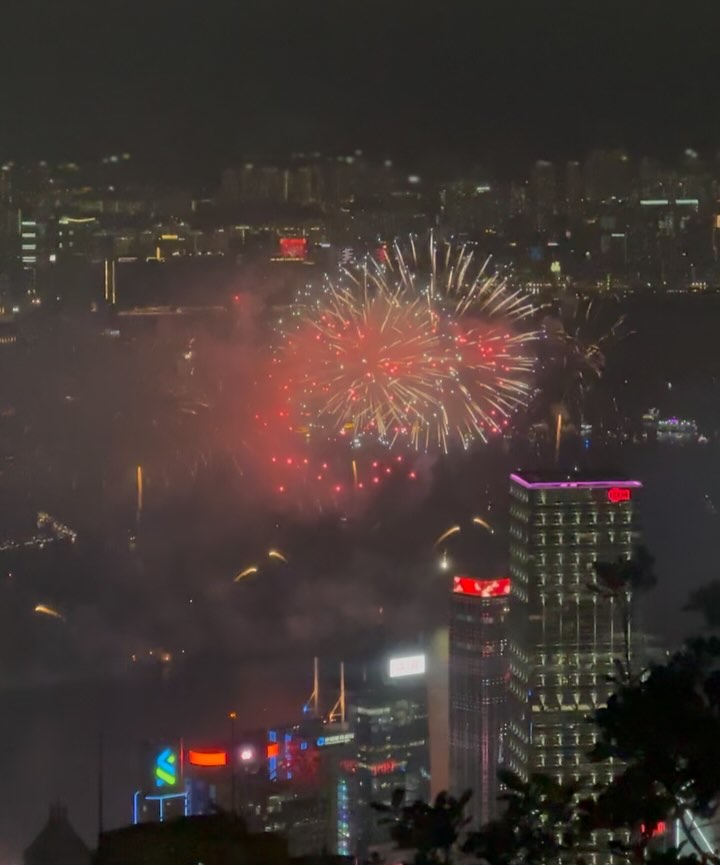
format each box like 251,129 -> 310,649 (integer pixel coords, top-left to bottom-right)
506,470 -> 643,864
348,651 -> 430,857
265,717 -> 355,857
219,164 -> 286,205
449,575 -> 510,827
19,214 -> 38,271
530,160 -> 557,230
563,161 -> 583,218
584,149 -> 632,204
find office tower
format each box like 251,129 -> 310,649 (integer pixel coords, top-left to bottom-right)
19,213 -> 38,272
265,717 -> 355,857
584,149 -> 632,204
530,160 -> 557,231
506,471 -> 642,862
348,652 -> 430,858
564,160 -> 583,219
449,575 -> 510,827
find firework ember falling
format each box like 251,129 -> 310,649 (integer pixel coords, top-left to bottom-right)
277,236 -> 537,452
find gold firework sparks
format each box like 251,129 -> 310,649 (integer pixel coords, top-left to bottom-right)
471,516 -> 494,533
282,234 -> 537,452
34,604 -> 65,622
435,525 -> 461,547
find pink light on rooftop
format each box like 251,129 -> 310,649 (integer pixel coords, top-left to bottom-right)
510,473 -> 642,491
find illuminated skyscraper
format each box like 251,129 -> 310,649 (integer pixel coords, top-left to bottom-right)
348,652 -> 430,858
449,576 -> 510,827
506,471 -> 643,862
19,213 -> 38,285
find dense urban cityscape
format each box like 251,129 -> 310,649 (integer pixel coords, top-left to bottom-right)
4,4 -> 720,865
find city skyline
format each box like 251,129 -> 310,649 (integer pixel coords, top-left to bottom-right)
2,4 -> 720,862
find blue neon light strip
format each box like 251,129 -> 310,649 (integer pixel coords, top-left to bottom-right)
145,793 -> 187,801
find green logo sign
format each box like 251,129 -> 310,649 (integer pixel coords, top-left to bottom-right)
155,747 -> 177,788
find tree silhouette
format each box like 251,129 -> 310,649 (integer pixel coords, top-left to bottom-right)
371,789 -> 472,865
463,770 -> 580,865
587,636 -> 720,864
592,545 -> 657,680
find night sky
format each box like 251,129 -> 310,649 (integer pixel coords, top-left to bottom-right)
1,1 -> 719,178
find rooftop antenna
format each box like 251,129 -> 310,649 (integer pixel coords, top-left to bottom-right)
303,656 -> 320,716
327,661 -> 346,724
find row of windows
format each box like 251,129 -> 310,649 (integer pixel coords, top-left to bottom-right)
526,531 -> 635,546
537,673 -> 604,686
530,511 -> 634,526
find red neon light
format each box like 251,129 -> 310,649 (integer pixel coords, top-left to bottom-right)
279,237 -> 308,259
640,821 -> 667,838
187,749 -> 228,767
370,760 -> 400,776
608,487 -> 632,503
267,743 -> 279,758
453,577 -> 511,598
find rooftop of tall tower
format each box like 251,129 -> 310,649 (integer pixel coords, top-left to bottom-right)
510,470 -> 642,490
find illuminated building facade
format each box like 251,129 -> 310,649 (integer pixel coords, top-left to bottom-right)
265,719 -> 355,857
449,576 -> 510,826
131,726 -> 353,855
19,214 -> 38,271
348,652 -> 430,857
133,743 -> 190,824
133,739 -> 266,825
506,471 -> 643,863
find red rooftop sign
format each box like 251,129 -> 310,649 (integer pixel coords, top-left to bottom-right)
453,577 -> 510,598
607,487 -> 632,503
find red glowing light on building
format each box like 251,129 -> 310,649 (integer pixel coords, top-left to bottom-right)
608,487 -> 632,503
452,576 -> 511,598
279,237 -> 308,259
267,743 -> 279,758
640,821 -> 667,838
370,760 -> 401,775
187,749 -> 228,767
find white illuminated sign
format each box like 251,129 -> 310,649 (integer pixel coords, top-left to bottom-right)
316,732 -> 355,747
388,654 -> 426,678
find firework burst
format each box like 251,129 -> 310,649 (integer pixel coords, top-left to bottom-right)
279,235 -> 537,452
539,294 -> 629,423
